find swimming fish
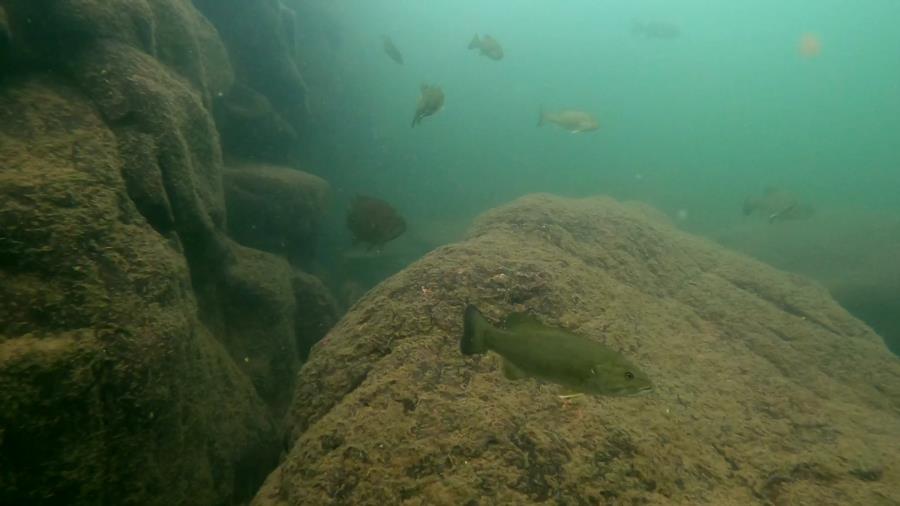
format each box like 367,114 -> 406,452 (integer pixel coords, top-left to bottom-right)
412,84 -> 444,127
468,34 -> 504,61
798,33 -> 822,58
346,194 -> 406,249
381,35 -> 403,64
743,187 -> 814,223
538,107 -> 599,133
461,306 -> 653,396
632,20 -> 681,39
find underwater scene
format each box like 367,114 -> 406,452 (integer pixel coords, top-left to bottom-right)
1,0 -> 899,504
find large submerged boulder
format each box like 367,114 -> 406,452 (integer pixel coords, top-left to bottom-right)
254,195 -> 900,505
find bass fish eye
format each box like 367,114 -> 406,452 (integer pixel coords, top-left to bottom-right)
624,371 -> 635,380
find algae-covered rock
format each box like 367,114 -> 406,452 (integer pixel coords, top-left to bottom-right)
716,212 -> 900,356
0,6 -> 10,71
1,0 -> 235,285
193,0 -> 310,163
224,160 -> 329,266
256,194 -> 900,505
0,0 -> 316,503
292,270 -> 339,359
215,82 -> 299,164
69,39 -> 231,274
218,243 -> 299,415
0,77 -> 277,506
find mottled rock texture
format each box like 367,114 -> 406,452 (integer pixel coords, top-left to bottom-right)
0,75 -> 276,506
254,195 -> 900,506
193,0 -> 309,165
717,211 -> 900,356
223,160 -> 329,267
0,0 -> 329,504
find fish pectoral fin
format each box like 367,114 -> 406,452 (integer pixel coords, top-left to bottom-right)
502,360 -> 528,381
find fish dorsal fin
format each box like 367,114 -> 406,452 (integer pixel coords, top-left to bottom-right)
503,312 -> 551,331
502,359 -> 528,380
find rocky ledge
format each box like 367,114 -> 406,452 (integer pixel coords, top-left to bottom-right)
255,194 -> 900,506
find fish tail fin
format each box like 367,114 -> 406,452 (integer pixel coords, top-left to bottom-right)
461,305 -> 489,355
468,34 -> 480,50
538,106 -> 545,127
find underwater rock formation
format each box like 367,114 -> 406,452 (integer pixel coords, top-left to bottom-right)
0,6 -> 10,72
0,0 -> 331,504
215,243 -> 339,415
223,160 -> 330,267
218,243 -> 299,415
215,82 -> 299,164
193,0 -> 310,164
0,76 -> 277,506
255,195 -> 900,505
292,270 -> 340,360
717,212 -> 900,355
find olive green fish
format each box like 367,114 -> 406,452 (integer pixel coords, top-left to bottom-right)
461,306 -> 653,396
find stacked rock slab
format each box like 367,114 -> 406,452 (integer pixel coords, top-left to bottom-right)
0,0 -> 318,504
254,195 -> 900,505
223,160 -> 330,268
0,74 -> 277,505
193,0 -> 310,164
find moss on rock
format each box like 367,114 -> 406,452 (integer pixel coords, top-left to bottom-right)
0,0 -> 329,503
193,0 -> 310,164
0,77 -> 278,506
223,160 -> 329,267
257,194 -> 900,506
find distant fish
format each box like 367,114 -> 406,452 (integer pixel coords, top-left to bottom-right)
538,107 -> 599,133
346,194 -> 406,249
468,33 -> 504,61
798,33 -> 822,58
743,187 -> 814,223
381,35 -> 403,64
412,84 -> 444,127
632,20 -> 681,39
461,306 -> 653,396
